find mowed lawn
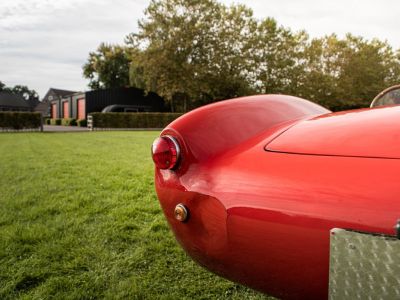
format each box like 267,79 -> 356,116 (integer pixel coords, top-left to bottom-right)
0,132 -> 270,299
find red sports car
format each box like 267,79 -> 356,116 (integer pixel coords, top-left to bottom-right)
152,89 -> 400,299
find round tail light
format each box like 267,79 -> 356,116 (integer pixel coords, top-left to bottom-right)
151,135 -> 180,169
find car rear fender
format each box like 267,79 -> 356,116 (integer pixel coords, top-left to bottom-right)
160,95 -> 330,169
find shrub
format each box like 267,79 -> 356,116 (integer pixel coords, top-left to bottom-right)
89,113 -> 182,129
77,119 -> 87,127
328,100 -> 369,112
61,118 -> 77,126
0,112 -> 42,130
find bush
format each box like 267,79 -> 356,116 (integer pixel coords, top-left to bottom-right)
61,118 -> 77,126
89,113 -> 183,129
44,118 -> 51,125
0,112 -> 42,130
328,100 -> 369,112
77,119 -> 87,127
49,119 -> 62,125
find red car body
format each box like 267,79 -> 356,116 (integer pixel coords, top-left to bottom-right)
152,95 -> 400,299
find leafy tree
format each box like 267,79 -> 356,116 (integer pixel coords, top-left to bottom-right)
298,34 -> 400,110
11,85 -> 39,101
89,0 -> 400,111
0,81 -> 12,93
250,18 -> 308,95
337,35 -> 400,107
297,35 -> 347,108
0,81 -> 38,102
127,0 -> 257,111
83,43 -> 131,89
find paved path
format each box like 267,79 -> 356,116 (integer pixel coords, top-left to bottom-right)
43,126 -> 161,132
43,125 -> 89,132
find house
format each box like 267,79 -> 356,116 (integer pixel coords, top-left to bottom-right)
0,92 -> 32,111
50,87 -> 166,120
35,88 -> 77,117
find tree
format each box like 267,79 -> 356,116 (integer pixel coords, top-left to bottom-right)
298,34 -> 400,110
0,81 -> 12,93
126,0 -> 258,111
0,81 -> 38,102
250,18 -> 308,95
11,85 -> 39,101
89,0 -> 400,111
337,35 -> 400,107
83,43 -> 131,89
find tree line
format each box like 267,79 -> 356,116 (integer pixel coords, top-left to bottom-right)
0,81 -> 39,102
83,0 -> 400,112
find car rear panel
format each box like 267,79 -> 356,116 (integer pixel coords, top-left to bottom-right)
155,139 -> 400,299
266,105 -> 400,159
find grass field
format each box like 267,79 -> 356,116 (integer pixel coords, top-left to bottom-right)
0,132 -> 270,299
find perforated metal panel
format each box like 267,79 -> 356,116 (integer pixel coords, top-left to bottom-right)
329,228 -> 400,300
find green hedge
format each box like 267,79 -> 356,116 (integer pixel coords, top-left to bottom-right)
50,119 -> 62,125
61,118 -> 77,126
49,118 -> 78,126
90,113 -> 183,129
77,119 -> 87,127
328,101 -> 370,112
0,112 -> 42,130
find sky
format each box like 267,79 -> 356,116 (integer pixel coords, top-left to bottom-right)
0,0 -> 399,98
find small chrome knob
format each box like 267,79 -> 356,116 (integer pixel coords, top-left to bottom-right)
174,204 -> 188,222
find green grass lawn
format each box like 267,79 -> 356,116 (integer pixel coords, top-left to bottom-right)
0,132 -> 270,299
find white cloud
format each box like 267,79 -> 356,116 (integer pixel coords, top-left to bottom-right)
221,0 -> 400,47
0,0 -> 148,97
0,0 -> 399,98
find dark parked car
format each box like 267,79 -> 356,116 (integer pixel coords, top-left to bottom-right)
101,104 -> 149,113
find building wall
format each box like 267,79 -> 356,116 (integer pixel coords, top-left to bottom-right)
0,92 -> 32,112
51,103 -> 57,119
62,100 -> 69,118
0,106 -> 31,111
50,100 -> 59,118
50,88 -> 166,119
85,88 -> 165,117
50,97 -> 70,119
70,93 -> 86,119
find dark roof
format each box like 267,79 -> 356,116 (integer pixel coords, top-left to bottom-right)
50,88 -> 78,97
42,88 -> 78,102
27,98 -> 40,108
34,101 -> 50,115
0,92 -> 31,108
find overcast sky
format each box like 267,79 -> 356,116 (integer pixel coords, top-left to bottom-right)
1,0 -> 399,98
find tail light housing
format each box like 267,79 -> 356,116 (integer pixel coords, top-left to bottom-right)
151,135 -> 180,170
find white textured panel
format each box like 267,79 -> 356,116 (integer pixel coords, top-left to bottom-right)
329,228 -> 400,300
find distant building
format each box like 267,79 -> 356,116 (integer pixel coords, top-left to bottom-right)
0,92 -> 31,111
35,88 -> 78,117
49,87 -> 166,120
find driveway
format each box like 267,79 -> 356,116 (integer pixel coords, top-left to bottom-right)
43,125 -> 89,132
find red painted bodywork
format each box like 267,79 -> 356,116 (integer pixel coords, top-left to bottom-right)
153,95 -> 400,299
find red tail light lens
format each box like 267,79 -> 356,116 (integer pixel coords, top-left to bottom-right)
151,135 -> 180,169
